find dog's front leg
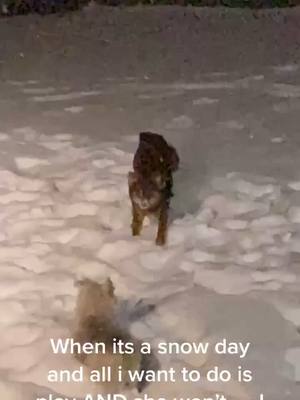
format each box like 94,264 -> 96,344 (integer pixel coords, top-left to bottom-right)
131,204 -> 144,236
156,203 -> 168,246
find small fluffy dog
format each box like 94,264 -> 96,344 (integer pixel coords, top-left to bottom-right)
73,278 -> 156,394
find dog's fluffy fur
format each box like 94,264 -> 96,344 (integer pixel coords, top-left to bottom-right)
73,278 -> 147,394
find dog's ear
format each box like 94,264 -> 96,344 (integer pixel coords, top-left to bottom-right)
169,146 -> 179,171
128,171 -> 138,186
75,278 -> 90,288
103,277 -> 115,297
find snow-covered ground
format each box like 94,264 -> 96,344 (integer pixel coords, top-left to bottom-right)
0,5 -> 300,400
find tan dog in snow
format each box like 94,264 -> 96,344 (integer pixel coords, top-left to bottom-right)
73,278 -> 147,394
